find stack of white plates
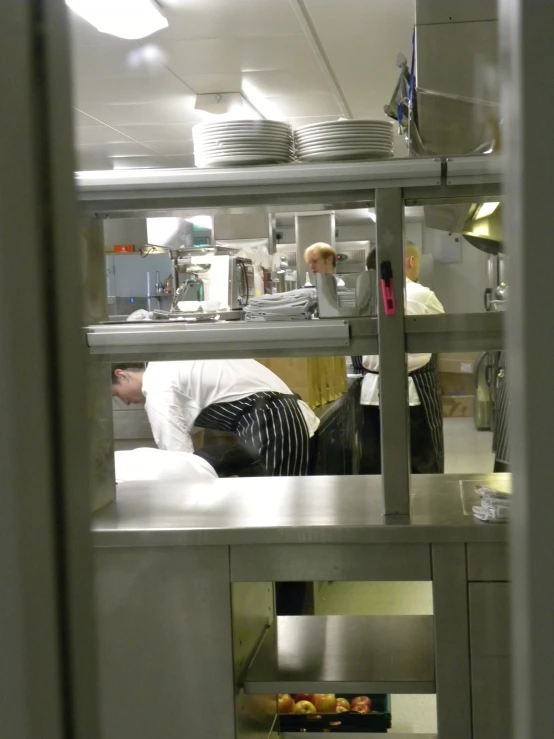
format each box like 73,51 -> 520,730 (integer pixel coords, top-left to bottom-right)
294,119 -> 394,162
193,120 -> 294,168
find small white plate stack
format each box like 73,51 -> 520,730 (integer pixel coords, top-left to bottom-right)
294,119 -> 394,162
193,120 -> 294,168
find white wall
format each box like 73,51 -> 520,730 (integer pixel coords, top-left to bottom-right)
422,229 -> 488,313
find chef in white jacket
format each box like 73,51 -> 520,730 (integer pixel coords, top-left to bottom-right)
304,242 -> 346,286
353,243 -> 445,474
111,359 -> 319,477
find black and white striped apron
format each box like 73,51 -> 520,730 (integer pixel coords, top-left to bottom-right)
493,351 -> 509,468
194,391 -> 311,476
352,355 -> 444,474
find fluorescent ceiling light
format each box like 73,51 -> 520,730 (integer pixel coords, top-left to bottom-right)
66,0 -> 168,40
475,201 -> 500,220
242,81 -> 286,122
194,93 -> 262,120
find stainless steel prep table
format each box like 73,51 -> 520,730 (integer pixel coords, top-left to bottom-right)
93,473 -> 510,739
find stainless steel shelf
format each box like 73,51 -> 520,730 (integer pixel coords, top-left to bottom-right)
76,158 -> 443,215
86,319 -> 353,362
244,616 -> 435,695
86,312 -> 502,361
446,155 -> 503,186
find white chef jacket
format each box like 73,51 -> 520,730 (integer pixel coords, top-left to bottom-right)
361,279 -> 445,406
114,448 -> 218,483
142,359 -> 319,453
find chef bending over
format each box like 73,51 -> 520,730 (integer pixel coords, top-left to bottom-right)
353,243 -> 445,474
111,359 -> 319,476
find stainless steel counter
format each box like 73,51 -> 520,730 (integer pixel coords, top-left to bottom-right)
92,473 -> 510,547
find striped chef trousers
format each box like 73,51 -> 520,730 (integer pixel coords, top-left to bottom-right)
194,391 -> 311,476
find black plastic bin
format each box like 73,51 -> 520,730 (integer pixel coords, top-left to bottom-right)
279,694 -> 391,733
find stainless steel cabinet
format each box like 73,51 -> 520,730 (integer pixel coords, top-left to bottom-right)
469,583 -> 511,739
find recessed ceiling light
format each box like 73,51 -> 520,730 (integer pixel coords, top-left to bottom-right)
66,0 -> 168,40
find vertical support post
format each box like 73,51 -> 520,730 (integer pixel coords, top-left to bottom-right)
501,0 -> 554,736
0,0 -> 99,737
295,213 -> 336,284
432,545 -> 472,739
375,188 -> 410,516
82,217 -> 116,512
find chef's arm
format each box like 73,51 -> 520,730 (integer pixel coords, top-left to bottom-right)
144,390 -> 196,453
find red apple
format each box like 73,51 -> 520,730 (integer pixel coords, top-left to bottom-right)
336,698 -> 350,711
293,694 -> 313,703
351,696 -> 372,711
293,700 -> 317,714
313,694 -> 336,713
352,703 -> 370,714
336,705 -> 349,713
278,694 -> 294,714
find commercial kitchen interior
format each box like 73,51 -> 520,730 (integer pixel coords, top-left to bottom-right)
2,2 -> 553,739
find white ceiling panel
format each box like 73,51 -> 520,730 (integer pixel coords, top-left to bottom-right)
263,93 -> 343,118
78,141 -> 158,158
288,115 -> 343,128
114,124 -> 195,143
73,70 -> 193,109
160,0 -> 302,40
81,97 -> 204,127
164,36 -> 323,78
305,0 -> 415,119
74,126 -> 139,146
140,141 -> 195,156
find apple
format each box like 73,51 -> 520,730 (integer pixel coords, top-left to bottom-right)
352,703 -> 370,714
293,700 -> 317,714
336,698 -> 350,711
336,705 -> 349,713
293,694 -> 313,703
278,694 -> 294,714
350,696 -> 372,712
313,694 -> 336,713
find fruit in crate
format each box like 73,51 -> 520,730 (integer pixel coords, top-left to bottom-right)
293,694 -> 314,703
336,705 -> 349,713
312,694 -> 336,713
336,698 -> 350,711
278,694 -> 294,714
293,700 -> 317,714
351,696 -> 372,712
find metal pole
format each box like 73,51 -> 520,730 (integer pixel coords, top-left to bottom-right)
375,188 -> 410,516
0,0 -> 99,737
82,217 -> 117,512
501,0 -> 554,736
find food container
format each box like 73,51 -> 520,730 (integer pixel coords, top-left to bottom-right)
279,694 -> 391,733
113,244 -> 135,253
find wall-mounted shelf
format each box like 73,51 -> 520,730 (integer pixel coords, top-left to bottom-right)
243,615 -> 436,695
86,312 -> 502,362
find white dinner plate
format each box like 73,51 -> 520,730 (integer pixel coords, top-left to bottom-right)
193,121 -> 292,134
295,119 -> 393,134
295,138 -> 394,150
297,149 -> 393,162
296,143 -> 394,155
195,153 -> 292,166
196,144 -> 293,155
295,131 -> 393,143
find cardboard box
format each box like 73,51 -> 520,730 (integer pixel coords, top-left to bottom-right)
442,395 -> 474,418
437,352 -> 478,374
257,357 -> 347,409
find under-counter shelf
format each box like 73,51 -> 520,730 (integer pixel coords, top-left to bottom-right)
244,616 -> 436,695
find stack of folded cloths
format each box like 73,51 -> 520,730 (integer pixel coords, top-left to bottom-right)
243,288 -> 318,322
472,486 -> 512,523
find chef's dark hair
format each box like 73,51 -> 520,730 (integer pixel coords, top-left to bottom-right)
195,443 -> 267,478
111,363 -> 146,383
